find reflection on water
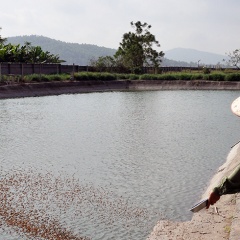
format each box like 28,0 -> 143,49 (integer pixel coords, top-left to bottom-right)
0,90 -> 240,239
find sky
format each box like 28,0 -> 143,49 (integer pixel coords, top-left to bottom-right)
0,0 -> 239,55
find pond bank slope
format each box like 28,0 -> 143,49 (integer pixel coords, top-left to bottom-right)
1,80 -> 240,99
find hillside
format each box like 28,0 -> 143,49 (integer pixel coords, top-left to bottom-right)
7,35 -> 116,65
6,35 -> 225,67
165,48 -> 226,65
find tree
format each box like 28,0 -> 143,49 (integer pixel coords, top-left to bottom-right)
225,49 -> 240,69
90,56 -> 116,72
0,41 -> 65,63
0,28 -> 64,63
115,21 -> 164,73
0,27 -> 7,45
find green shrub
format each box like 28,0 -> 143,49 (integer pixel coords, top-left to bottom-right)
62,74 -> 71,81
115,74 -> 128,80
22,74 -> 70,82
8,71 -> 240,84
225,73 -> 240,81
74,72 -> 90,81
88,72 -> 101,80
158,74 -> 178,80
208,73 -> 226,81
23,74 -> 42,82
191,74 -> 204,80
101,73 -> 117,81
139,74 -> 158,80
128,74 -> 140,80
39,75 -> 50,82
178,73 -> 192,80
74,72 -> 117,81
26,74 -> 52,82
48,75 -> 62,81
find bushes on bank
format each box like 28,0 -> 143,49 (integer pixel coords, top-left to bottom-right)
21,72 -> 240,82
191,74 -> 204,80
74,72 -> 117,81
139,74 -> 158,80
74,72 -> 140,81
139,72 -> 240,81
139,73 -> 201,81
128,74 -> 139,80
23,74 -> 70,82
207,73 -> 226,81
23,74 -> 49,82
225,73 -> 240,82
2,71 -> 240,83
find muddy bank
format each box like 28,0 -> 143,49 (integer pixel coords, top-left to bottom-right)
1,80 -> 240,99
147,144 -> 240,240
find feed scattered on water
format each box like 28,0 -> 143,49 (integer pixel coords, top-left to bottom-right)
0,168 -> 163,239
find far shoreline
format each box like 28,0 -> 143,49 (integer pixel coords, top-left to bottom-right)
1,79 -> 240,99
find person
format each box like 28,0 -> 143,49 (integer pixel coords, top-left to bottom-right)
207,164 -> 240,208
207,96 -> 240,209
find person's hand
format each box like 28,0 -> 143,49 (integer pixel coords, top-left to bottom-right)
206,191 -> 220,209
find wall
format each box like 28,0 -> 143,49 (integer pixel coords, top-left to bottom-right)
0,63 -> 227,76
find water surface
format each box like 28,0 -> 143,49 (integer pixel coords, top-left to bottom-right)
0,90 -> 240,239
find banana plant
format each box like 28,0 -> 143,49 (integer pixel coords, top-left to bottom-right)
0,36 -> 65,63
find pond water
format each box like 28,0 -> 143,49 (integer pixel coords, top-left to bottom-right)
0,90 -> 240,240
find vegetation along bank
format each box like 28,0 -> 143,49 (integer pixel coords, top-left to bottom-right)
1,71 -> 240,99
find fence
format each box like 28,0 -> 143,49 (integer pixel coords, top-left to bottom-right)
0,62 -> 227,79
0,63 -> 90,76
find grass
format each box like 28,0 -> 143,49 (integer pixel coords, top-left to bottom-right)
22,74 -> 70,82
2,70 -> 240,83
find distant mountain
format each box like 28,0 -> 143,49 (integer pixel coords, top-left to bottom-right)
7,35 -> 117,65
6,35 -> 224,67
161,57 -> 198,67
165,48 -> 227,65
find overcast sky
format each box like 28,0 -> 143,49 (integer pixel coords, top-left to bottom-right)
0,0 -> 239,55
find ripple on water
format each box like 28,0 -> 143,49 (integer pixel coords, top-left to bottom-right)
0,168 -> 165,240
1,91 -> 240,239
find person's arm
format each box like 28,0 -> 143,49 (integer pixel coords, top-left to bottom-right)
206,191 -> 220,209
207,164 -> 240,208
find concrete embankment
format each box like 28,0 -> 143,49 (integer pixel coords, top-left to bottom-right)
147,144 -> 240,240
1,80 -> 240,99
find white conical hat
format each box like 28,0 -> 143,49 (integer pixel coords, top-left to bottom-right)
231,97 -> 240,117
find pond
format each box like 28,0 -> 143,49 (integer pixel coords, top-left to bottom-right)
0,90 -> 240,239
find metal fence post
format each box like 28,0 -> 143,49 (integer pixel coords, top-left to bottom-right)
71,63 -> 75,80
20,63 -> 23,82
40,63 -> 42,81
